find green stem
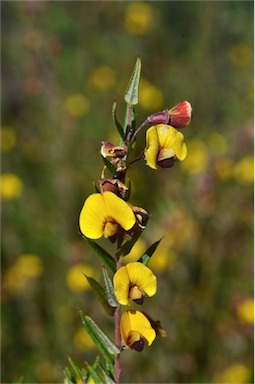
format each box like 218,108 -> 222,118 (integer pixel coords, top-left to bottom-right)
114,258 -> 122,383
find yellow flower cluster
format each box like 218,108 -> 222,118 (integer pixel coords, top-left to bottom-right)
3,254 -> 43,297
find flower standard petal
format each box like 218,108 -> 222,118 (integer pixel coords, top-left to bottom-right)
79,192 -> 136,240
126,262 -> 157,298
113,266 -> 130,305
113,262 -> 157,305
120,310 -> 156,350
144,126 -> 159,170
158,125 -> 187,161
103,191 -> 136,231
79,193 -> 107,239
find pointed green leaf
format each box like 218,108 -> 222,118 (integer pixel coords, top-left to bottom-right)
112,100 -> 124,140
84,237 -> 116,272
99,364 -> 116,384
101,155 -> 116,175
102,266 -> 118,307
116,230 -> 142,258
138,238 -> 163,265
79,312 -> 120,362
63,367 -> 76,384
87,365 -> 104,384
124,57 -> 141,105
67,357 -> 83,380
84,274 -> 115,316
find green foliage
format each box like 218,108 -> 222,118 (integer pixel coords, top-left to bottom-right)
79,312 -> 120,362
84,237 -> 116,272
124,57 -> 141,106
83,274 -> 116,316
138,238 -> 162,265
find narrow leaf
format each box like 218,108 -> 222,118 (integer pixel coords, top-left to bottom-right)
84,237 -> 116,272
101,155 -> 116,175
87,365 -> 104,384
63,367 -> 76,384
112,100 -> 124,140
67,356 -> 83,380
124,57 -> 141,105
99,364 -> 116,384
138,238 -> 163,265
79,312 -> 120,362
103,266 -> 118,307
84,274 -> 115,316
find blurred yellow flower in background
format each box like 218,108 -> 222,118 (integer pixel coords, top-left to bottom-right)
73,327 -> 96,351
233,156 -> 254,184
66,263 -> 97,293
64,94 -> 90,117
213,363 -> 251,384
236,298 -> 254,325
208,132 -> 228,156
213,157 -> 234,181
4,254 -> 43,296
148,247 -> 176,274
228,42 -> 253,68
1,173 -> 24,200
124,2 -> 154,35
181,139 -> 208,174
90,66 -> 116,90
139,79 -> 164,111
1,126 -> 16,152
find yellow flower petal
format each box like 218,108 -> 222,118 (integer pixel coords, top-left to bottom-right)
144,126 -> 159,169
144,125 -> 187,169
120,310 -> 156,349
79,194 -> 107,239
79,192 -> 136,239
157,124 -> 187,161
113,266 -> 130,305
125,262 -> 157,297
113,262 -> 157,305
103,191 -> 136,231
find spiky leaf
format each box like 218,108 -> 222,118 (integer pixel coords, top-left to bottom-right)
84,237 -> 116,272
87,365 -> 104,384
103,266 -> 118,307
112,100 -> 124,140
84,274 -> 115,316
138,238 -> 162,265
124,57 -> 141,105
79,312 -> 120,362
67,357 -> 83,380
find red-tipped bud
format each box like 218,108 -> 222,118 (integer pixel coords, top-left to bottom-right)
146,109 -> 170,125
168,101 -> 192,128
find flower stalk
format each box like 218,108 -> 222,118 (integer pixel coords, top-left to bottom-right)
64,57 -> 193,384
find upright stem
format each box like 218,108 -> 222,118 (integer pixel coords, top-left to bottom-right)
114,258 -> 122,384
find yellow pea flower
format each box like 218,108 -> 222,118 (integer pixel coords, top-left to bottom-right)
144,124 -> 187,170
120,310 -> 156,352
79,192 -> 136,239
113,262 -> 157,305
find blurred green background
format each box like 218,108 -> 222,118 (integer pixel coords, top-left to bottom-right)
1,1 -> 254,383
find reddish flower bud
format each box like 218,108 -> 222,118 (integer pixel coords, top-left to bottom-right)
146,109 -> 170,125
168,101 -> 192,128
